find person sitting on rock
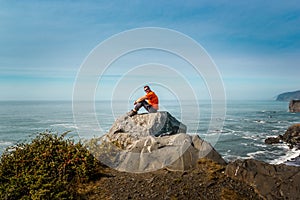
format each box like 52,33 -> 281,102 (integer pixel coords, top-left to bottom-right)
128,85 -> 159,117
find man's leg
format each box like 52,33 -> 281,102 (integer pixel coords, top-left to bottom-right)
128,100 -> 157,117
134,100 -> 146,112
147,106 -> 157,113
137,100 -> 157,113
128,100 -> 146,117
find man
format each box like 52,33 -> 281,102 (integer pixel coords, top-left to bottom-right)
128,85 -> 159,117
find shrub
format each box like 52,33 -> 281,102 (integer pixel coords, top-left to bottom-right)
0,131 -> 102,199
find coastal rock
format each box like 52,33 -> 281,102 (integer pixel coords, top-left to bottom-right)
282,124 -> 300,149
265,124 -> 300,149
96,112 -> 226,172
264,135 -> 282,144
225,159 -> 300,200
289,99 -> 300,112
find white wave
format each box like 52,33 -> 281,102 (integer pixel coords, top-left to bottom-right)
225,118 -> 238,122
221,128 -> 243,135
253,143 -> 267,148
271,129 -> 280,133
0,141 -> 13,146
266,134 -> 282,138
50,123 -> 78,129
246,151 -> 266,158
270,148 -> 300,165
241,135 -> 260,141
253,120 -> 266,124
39,119 -> 65,123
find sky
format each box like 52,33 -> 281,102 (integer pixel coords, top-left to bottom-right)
1,0 -> 300,101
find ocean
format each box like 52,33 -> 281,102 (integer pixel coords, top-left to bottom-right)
0,100 -> 299,166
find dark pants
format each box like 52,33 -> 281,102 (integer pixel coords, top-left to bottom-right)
134,100 -> 157,113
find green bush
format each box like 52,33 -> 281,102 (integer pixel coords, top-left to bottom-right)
0,131 -> 102,199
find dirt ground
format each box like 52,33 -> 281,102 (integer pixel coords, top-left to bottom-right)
77,159 -> 262,200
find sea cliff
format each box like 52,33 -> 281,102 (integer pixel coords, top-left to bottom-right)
276,90 -> 300,101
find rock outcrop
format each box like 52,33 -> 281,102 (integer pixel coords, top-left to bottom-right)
265,124 -> 300,149
289,99 -> 300,112
282,124 -> 300,148
264,136 -> 282,144
225,159 -> 300,200
265,124 -> 300,166
94,111 -> 226,173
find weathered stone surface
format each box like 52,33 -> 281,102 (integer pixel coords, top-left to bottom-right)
225,159 -> 300,200
95,112 -> 226,173
289,99 -> 300,112
108,111 -> 187,139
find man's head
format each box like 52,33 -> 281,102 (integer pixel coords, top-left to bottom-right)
144,85 -> 151,93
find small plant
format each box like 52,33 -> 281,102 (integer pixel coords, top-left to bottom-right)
0,131 -> 102,199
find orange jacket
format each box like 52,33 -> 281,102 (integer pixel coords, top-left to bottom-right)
146,91 -> 159,110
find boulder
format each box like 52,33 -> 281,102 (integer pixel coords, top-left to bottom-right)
225,159 -> 300,200
289,99 -> 300,112
107,111 -> 187,142
94,112 -> 226,173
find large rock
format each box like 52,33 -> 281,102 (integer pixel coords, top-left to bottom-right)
108,111 -> 187,141
225,159 -> 300,200
289,99 -> 300,112
265,124 -> 300,149
282,124 -> 300,148
93,112 -> 226,173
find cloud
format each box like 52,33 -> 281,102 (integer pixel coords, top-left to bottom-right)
1,1 -> 300,100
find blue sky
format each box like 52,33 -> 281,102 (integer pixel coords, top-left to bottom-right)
1,0 -> 300,100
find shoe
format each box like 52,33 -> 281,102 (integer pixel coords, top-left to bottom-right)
127,110 -> 137,117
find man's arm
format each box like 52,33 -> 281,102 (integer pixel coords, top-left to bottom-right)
134,95 -> 147,104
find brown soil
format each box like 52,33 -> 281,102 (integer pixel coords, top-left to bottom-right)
77,159 -> 262,200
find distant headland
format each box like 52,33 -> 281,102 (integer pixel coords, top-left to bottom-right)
276,90 -> 300,101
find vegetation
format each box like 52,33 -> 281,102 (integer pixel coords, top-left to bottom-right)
0,131 -> 103,199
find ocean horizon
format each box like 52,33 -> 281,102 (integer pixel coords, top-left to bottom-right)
0,100 -> 299,166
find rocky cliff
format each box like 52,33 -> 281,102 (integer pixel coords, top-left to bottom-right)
276,90 -> 300,101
